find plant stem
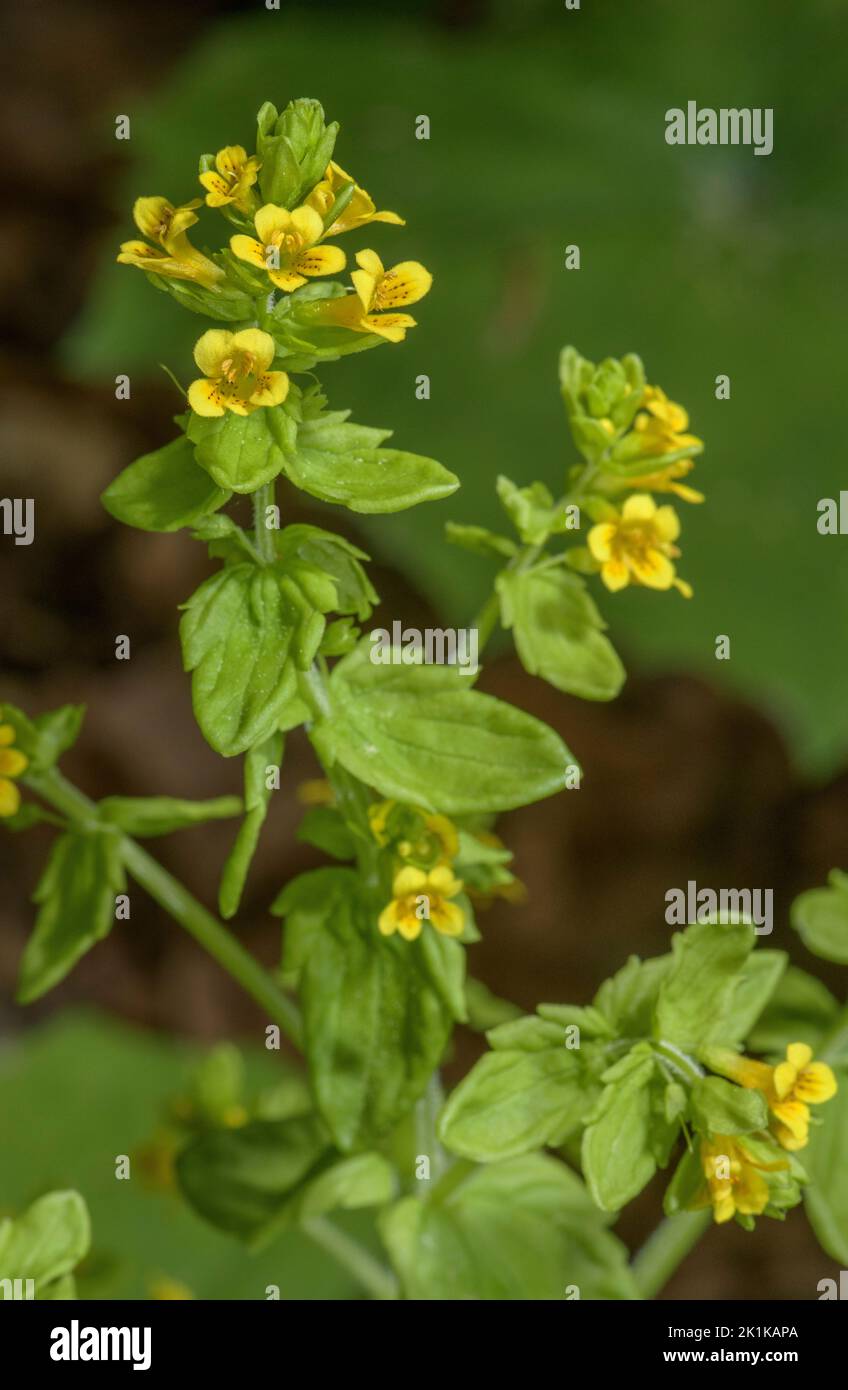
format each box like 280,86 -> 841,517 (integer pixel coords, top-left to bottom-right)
23,766 -> 303,1048
470,591 -> 501,654
253,482 -> 276,563
302,1217 -> 399,1300
631,1210 -> 711,1299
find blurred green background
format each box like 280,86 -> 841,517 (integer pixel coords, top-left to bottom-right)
64,0 -> 848,771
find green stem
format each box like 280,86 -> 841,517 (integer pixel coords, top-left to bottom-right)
24,766 -> 303,1048
631,1210 -> 712,1299
302,1217 -> 399,1300
253,482 -> 276,563
470,591 -> 501,654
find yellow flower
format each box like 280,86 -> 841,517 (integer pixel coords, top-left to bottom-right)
230,204 -> 345,292
305,161 -> 404,236
620,458 -> 705,504
297,778 -> 335,807
587,494 -> 692,597
117,196 -> 223,289
319,250 -> 432,342
368,800 -> 459,864
187,328 -> 289,418
199,145 -> 261,213
711,1043 -> 838,1152
0,724 -> 27,818
633,385 -> 703,456
696,1135 -> 783,1224
378,865 -> 464,942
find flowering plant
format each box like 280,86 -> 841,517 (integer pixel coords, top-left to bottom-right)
3,98 -> 845,1302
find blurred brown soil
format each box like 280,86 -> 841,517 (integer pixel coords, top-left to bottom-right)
1,0 -> 845,1302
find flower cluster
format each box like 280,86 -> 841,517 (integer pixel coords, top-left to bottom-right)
116,103 -> 433,419
0,723 -> 27,818
559,350 -> 704,599
690,1042 -> 837,1225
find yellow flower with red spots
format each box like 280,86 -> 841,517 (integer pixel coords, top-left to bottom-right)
0,724 -> 27,818
199,145 -> 261,214
587,494 -> 692,597
696,1135 -> 786,1224
230,203 -> 345,292
117,196 -> 223,289
187,328 -> 289,418
709,1043 -> 838,1152
305,161 -> 404,236
318,250 -> 432,342
378,865 -> 464,942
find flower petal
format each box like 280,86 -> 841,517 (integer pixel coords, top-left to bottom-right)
373,260 -> 432,309
193,329 -> 233,377
632,548 -> 675,590
587,522 -> 616,562
0,748 -> 27,777
621,493 -> 657,522
795,1062 -> 838,1104
254,204 -> 291,244
290,204 -> 325,248
187,378 -> 225,417
230,234 -> 267,269
601,558 -> 630,592
0,778 -> 21,817
250,371 -> 290,409
294,245 -> 346,278
230,328 -> 276,372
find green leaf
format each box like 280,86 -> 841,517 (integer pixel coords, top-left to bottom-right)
287,1151 -> 397,1224
791,870 -> 848,964
581,1051 -> 675,1210
747,967 -> 841,1055
379,1155 -> 639,1300
276,878 -> 453,1150
593,954 -> 671,1036
653,921 -> 755,1052
803,1064 -> 848,1264
2,702 -> 86,774
296,807 -> 356,861
690,1076 -> 768,1136
282,412 -> 459,514
497,566 -> 625,701
322,647 -> 574,815
496,476 -> 575,546
98,794 -> 242,837
188,405 -> 296,494
180,566 -> 298,757
714,949 -> 788,1046
176,1115 -> 330,1243
101,436 -> 230,532
439,1047 -> 595,1162
445,522 -> 517,559
0,1191 -> 90,1299
219,733 -> 283,919
17,831 -> 126,1003
277,523 -> 378,620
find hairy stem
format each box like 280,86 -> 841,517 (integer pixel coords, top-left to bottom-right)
302,1217 -> 399,1300
631,1210 -> 711,1299
23,766 -> 303,1048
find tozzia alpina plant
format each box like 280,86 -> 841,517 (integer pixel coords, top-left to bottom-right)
3,98 -> 845,1302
